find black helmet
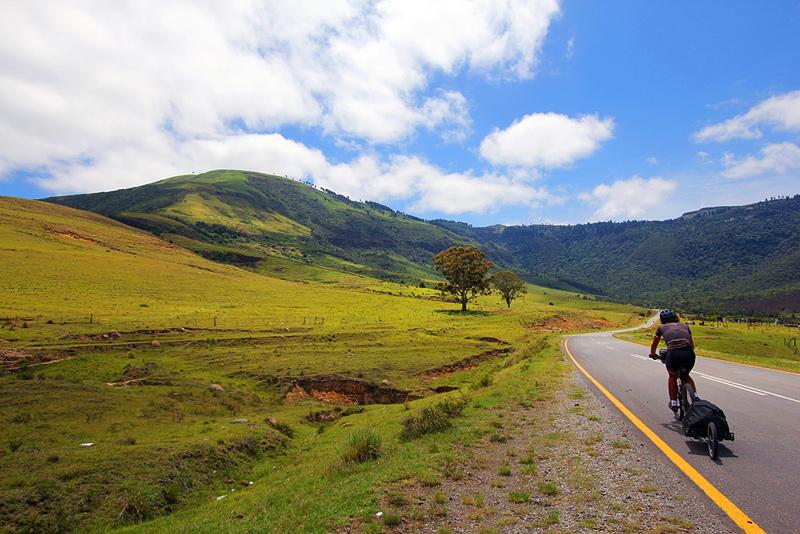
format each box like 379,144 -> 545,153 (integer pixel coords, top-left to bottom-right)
659,309 -> 678,323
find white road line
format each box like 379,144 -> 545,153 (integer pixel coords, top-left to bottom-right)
694,371 -> 800,404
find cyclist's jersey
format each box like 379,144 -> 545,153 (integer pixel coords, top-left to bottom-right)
656,322 -> 693,350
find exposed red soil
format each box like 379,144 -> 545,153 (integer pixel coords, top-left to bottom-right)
423,348 -> 514,377
526,314 -> 615,333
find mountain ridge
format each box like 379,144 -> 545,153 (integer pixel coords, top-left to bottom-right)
44,170 -> 800,315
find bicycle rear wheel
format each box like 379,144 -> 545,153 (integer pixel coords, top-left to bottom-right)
678,383 -> 689,420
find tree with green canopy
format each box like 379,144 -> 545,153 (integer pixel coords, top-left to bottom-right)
433,246 -> 493,311
491,271 -> 527,308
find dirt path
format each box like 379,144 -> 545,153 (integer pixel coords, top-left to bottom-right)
388,370 -> 733,533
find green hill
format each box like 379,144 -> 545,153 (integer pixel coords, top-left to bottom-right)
46,170 -> 471,283
46,171 -> 800,315
452,196 -> 800,315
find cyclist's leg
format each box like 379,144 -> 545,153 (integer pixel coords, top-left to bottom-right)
667,370 -> 679,401
665,351 -> 679,401
683,350 -> 698,394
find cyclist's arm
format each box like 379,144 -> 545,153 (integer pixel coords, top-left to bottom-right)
649,334 -> 661,356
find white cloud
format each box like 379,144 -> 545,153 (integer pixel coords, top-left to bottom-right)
0,0 -> 561,187
421,90 -> 472,143
565,37 -> 575,59
479,112 -> 614,168
32,132 -> 553,216
646,156 -> 659,165
721,142 -> 800,179
694,90 -> 800,142
579,175 -> 677,220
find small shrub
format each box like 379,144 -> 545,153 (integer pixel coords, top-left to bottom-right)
341,429 -> 382,464
400,397 -> 467,439
10,413 -> 32,424
386,491 -> 409,508
382,509 -> 401,527
47,454 -> 60,464
498,462 -> 512,476
543,510 -> 560,525
418,471 -> 441,487
538,482 -> 558,496
17,367 -> 34,380
476,374 -> 492,388
9,439 -> 22,452
508,490 -> 530,503
611,439 -> 630,450
488,431 -> 507,443
433,490 -> 447,504
119,480 -> 163,523
122,437 -> 137,446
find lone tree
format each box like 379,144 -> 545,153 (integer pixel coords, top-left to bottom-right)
491,271 -> 527,308
433,246 -> 493,311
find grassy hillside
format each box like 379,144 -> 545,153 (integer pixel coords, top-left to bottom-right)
46,171 -> 800,315
46,170 -> 472,284
0,197 -> 645,532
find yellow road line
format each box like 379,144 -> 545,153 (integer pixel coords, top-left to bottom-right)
563,338 -> 765,534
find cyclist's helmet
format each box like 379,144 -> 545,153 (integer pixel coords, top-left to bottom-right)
659,309 -> 678,323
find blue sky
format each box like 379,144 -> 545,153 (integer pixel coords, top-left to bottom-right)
1,1 -> 799,225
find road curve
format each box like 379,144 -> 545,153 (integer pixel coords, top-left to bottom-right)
564,327 -> 800,534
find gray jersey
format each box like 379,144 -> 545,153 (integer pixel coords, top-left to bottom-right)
656,322 -> 693,350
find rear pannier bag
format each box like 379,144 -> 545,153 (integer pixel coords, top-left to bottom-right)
682,399 -> 731,439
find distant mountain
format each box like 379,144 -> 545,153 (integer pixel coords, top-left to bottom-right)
46,170 -> 472,282
438,196 -> 800,315
46,171 -> 800,315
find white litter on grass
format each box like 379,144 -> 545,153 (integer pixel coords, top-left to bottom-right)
232,418 -> 249,423
79,442 -> 94,447
216,495 -> 226,501
374,511 -> 383,519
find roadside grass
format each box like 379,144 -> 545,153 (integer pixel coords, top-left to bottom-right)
616,322 -> 800,373
0,197 -> 646,532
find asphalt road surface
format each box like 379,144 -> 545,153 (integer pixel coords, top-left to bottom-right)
565,326 -> 800,533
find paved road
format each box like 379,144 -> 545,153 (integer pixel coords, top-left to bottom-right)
565,327 -> 800,533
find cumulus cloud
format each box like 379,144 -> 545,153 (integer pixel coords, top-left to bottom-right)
578,176 -> 677,220
694,90 -> 800,142
721,142 -> 800,179
33,132 -> 553,216
479,112 -> 614,168
0,0 -> 561,189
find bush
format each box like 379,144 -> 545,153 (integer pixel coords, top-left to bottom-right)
382,509 -> 401,526
342,429 -> 382,464
400,397 -> 468,439
118,480 -> 163,523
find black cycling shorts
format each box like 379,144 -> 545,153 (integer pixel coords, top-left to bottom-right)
665,348 -> 695,374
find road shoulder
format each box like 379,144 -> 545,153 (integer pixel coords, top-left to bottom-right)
386,368 -> 734,533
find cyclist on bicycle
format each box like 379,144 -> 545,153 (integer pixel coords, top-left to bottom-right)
650,309 -> 698,413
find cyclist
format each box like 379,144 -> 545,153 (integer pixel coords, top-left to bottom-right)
650,309 -> 698,413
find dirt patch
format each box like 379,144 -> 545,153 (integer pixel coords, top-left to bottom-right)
1,348 -> 69,371
527,314 -> 615,333
468,336 -> 511,345
423,348 -> 514,377
285,375 -> 418,405
304,406 -> 365,423
106,362 -> 173,387
56,231 -> 102,246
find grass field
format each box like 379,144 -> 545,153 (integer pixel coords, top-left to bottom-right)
0,197 -> 646,532
616,321 -> 800,373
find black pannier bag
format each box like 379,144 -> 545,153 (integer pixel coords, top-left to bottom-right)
682,399 -> 733,440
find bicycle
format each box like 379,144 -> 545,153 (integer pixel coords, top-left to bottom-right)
651,348 -> 733,460
651,348 -> 695,420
